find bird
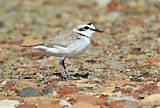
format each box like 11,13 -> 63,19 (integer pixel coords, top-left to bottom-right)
24,22 -> 103,80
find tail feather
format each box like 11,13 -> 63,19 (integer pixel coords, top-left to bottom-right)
22,44 -> 44,48
22,44 -> 48,52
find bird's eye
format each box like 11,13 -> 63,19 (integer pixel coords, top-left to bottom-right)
84,26 -> 89,29
78,28 -> 85,31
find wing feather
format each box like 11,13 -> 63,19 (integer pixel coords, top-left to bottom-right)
43,31 -> 81,48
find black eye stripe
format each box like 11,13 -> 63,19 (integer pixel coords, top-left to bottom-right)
78,28 -> 85,31
78,26 -> 90,31
84,26 -> 89,29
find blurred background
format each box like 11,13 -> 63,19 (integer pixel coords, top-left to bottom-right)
0,0 -> 159,41
0,0 -> 159,80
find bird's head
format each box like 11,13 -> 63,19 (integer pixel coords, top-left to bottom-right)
73,22 -> 103,38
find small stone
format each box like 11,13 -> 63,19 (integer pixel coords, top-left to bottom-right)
50,91 -> 58,98
43,86 -> 53,95
109,100 -> 139,108
108,96 -> 140,108
16,102 -> 36,108
36,73 -> 44,80
108,96 -> 139,102
0,99 -> 20,108
76,95 -> 106,105
73,101 -> 99,108
57,86 -> 78,95
142,94 -> 160,108
3,81 -> 16,92
19,87 -> 42,97
96,0 -> 111,7
59,99 -> 72,108
91,78 -> 102,83
0,80 -> 8,88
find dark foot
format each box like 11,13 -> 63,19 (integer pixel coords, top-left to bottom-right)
53,73 -> 80,80
64,76 -> 80,80
71,73 -> 89,78
53,73 -> 63,79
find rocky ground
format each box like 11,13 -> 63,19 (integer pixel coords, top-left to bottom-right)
0,0 -> 160,108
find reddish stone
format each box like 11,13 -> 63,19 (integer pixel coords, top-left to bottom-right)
3,81 -> 16,92
109,100 -> 140,108
48,83 -> 56,90
99,94 -> 108,100
123,83 -> 137,87
57,86 -> 79,95
0,55 -> 8,63
76,95 -> 106,105
16,102 -> 36,108
126,18 -> 144,25
114,87 -> 131,93
22,97 -> 62,108
73,101 -> 101,108
146,58 -> 160,65
109,100 -> 127,108
107,0 -> 118,11
136,83 -> 158,92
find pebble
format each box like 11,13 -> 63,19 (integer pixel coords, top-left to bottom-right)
142,94 -> 160,108
43,86 -> 53,95
108,96 -> 139,102
96,0 -> 111,7
50,91 -> 58,98
91,78 -> 102,83
108,96 -> 140,108
59,99 -> 72,108
19,87 -> 42,97
0,99 -> 20,108
0,80 -> 8,88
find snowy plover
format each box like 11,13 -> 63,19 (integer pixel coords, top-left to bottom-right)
25,22 -> 103,80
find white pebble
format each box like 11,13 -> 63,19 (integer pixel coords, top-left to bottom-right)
59,99 -> 72,108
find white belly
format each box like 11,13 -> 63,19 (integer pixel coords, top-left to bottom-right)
46,38 -> 90,58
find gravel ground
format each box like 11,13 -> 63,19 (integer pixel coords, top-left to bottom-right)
0,0 -> 160,108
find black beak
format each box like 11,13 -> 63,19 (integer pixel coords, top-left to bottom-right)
94,28 -> 103,32
90,28 -> 103,33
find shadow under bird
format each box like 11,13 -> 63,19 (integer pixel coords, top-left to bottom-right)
23,22 -> 103,80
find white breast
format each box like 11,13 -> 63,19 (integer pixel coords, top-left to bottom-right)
64,37 -> 90,58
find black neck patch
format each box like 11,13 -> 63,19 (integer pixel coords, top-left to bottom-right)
76,32 -> 90,39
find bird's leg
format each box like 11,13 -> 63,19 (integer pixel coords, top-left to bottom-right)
59,57 -> 70,78
59,57 -> 80,80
